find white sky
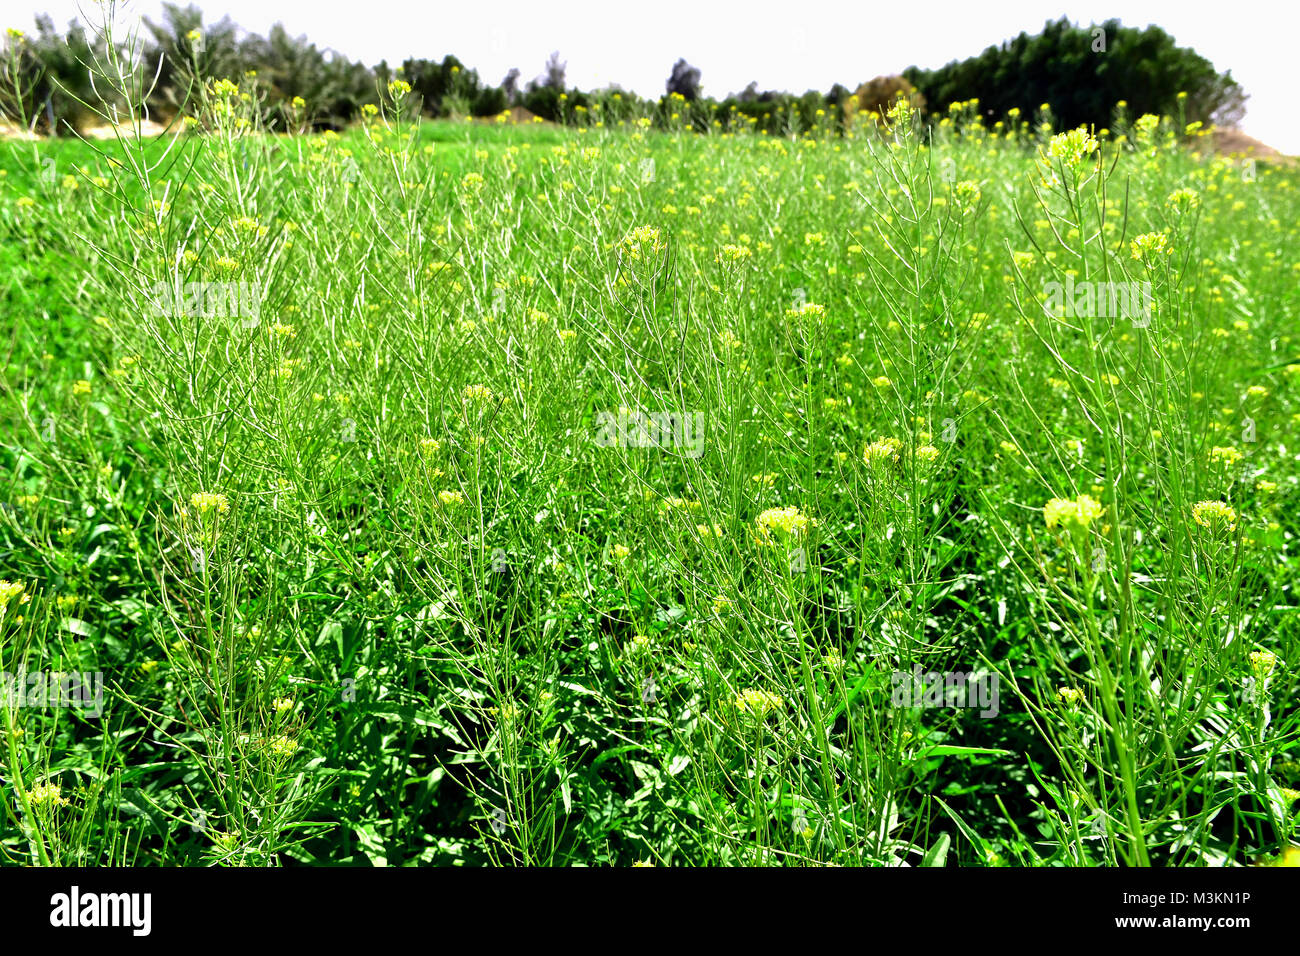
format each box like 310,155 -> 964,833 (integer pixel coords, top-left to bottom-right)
9,0 -> 1298,153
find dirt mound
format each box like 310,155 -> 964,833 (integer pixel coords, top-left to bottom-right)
1201,127 -> 1294,164
472,105 -> 550,126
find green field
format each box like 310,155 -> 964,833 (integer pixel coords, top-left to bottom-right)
1,85 -> 1297,866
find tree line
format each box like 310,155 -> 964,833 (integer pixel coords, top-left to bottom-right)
0,7 -> 1246,136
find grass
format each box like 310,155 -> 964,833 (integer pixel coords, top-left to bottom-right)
0,55 -> 1297,867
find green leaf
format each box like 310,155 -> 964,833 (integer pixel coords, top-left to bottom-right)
921,833 -> 950,867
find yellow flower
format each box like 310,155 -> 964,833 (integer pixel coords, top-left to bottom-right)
26,782 -> 69,808
755,506 -> 814,543
1056,687 -> 1084,707
190,492 -> 230,515
1210,446 -> 1243,466
0,579 -> 29,613
267,734 -> 300,758
439,489 -> 465,507
1130,231 -> 1170,262
733,688 -> 785,720
863,437 -> 903,465
1248,650 -> 1277,679
462,384 -> 495,403
611,543 -> 631,561
1191,500 -> 1237,531
1043,494 -> 1104,531
620,225 -> 666,260
72,380 -> 92,396
1044,127 -> 1099,171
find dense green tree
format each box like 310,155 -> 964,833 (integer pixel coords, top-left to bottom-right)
904,17 -> 1246,130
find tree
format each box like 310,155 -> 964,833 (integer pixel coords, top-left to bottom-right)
501,68 -> 520,104
541,51 -> 566,91
666,58 -> 701,101
903,17 -> 1247,132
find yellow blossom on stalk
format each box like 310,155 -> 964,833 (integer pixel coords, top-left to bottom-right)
438,489 -> 465,507
619,225 -> 666,260
784,302 -> 826,323
461,172 -> 485,191
26,782 -> 69,808
863,436 -> 903,465
872,375 -> 893,388
1248,650 -> 1277,679
72,379 -> 92,396
611,543 -> 631,561
1130,231 -> 1171,262
1246,385 -> 1269,399
755,506 -> 814,543
711,595 -> 732,616
1191,500 -> 1237,531
1043,494 -> 1104,531
0,579 -> 29,614
1056,687 -> 1085,707
1134,114 -> 1160,136
190,492 -> 230,516
824,649 -> 844,672
733,687 -> 785,720
462,384 -> 495,402
695,523 -> 725,540
1044,127 -> 1098,170
387,79 -> 411,97
420,438 -> 441,456
716,244 -> 752,263
291,96 -> 306,110
273,697 -> 294,714
915,445 -> 940,463
954,180 -> 981,205
267,735 -> 300,758
1210,446 -> 1243,466
1166,187 -> 1200,208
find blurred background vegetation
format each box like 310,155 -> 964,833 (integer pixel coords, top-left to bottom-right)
1,6 -> 1247,138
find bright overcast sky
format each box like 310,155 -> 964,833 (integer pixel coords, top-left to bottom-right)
12,0 -> 1299,153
